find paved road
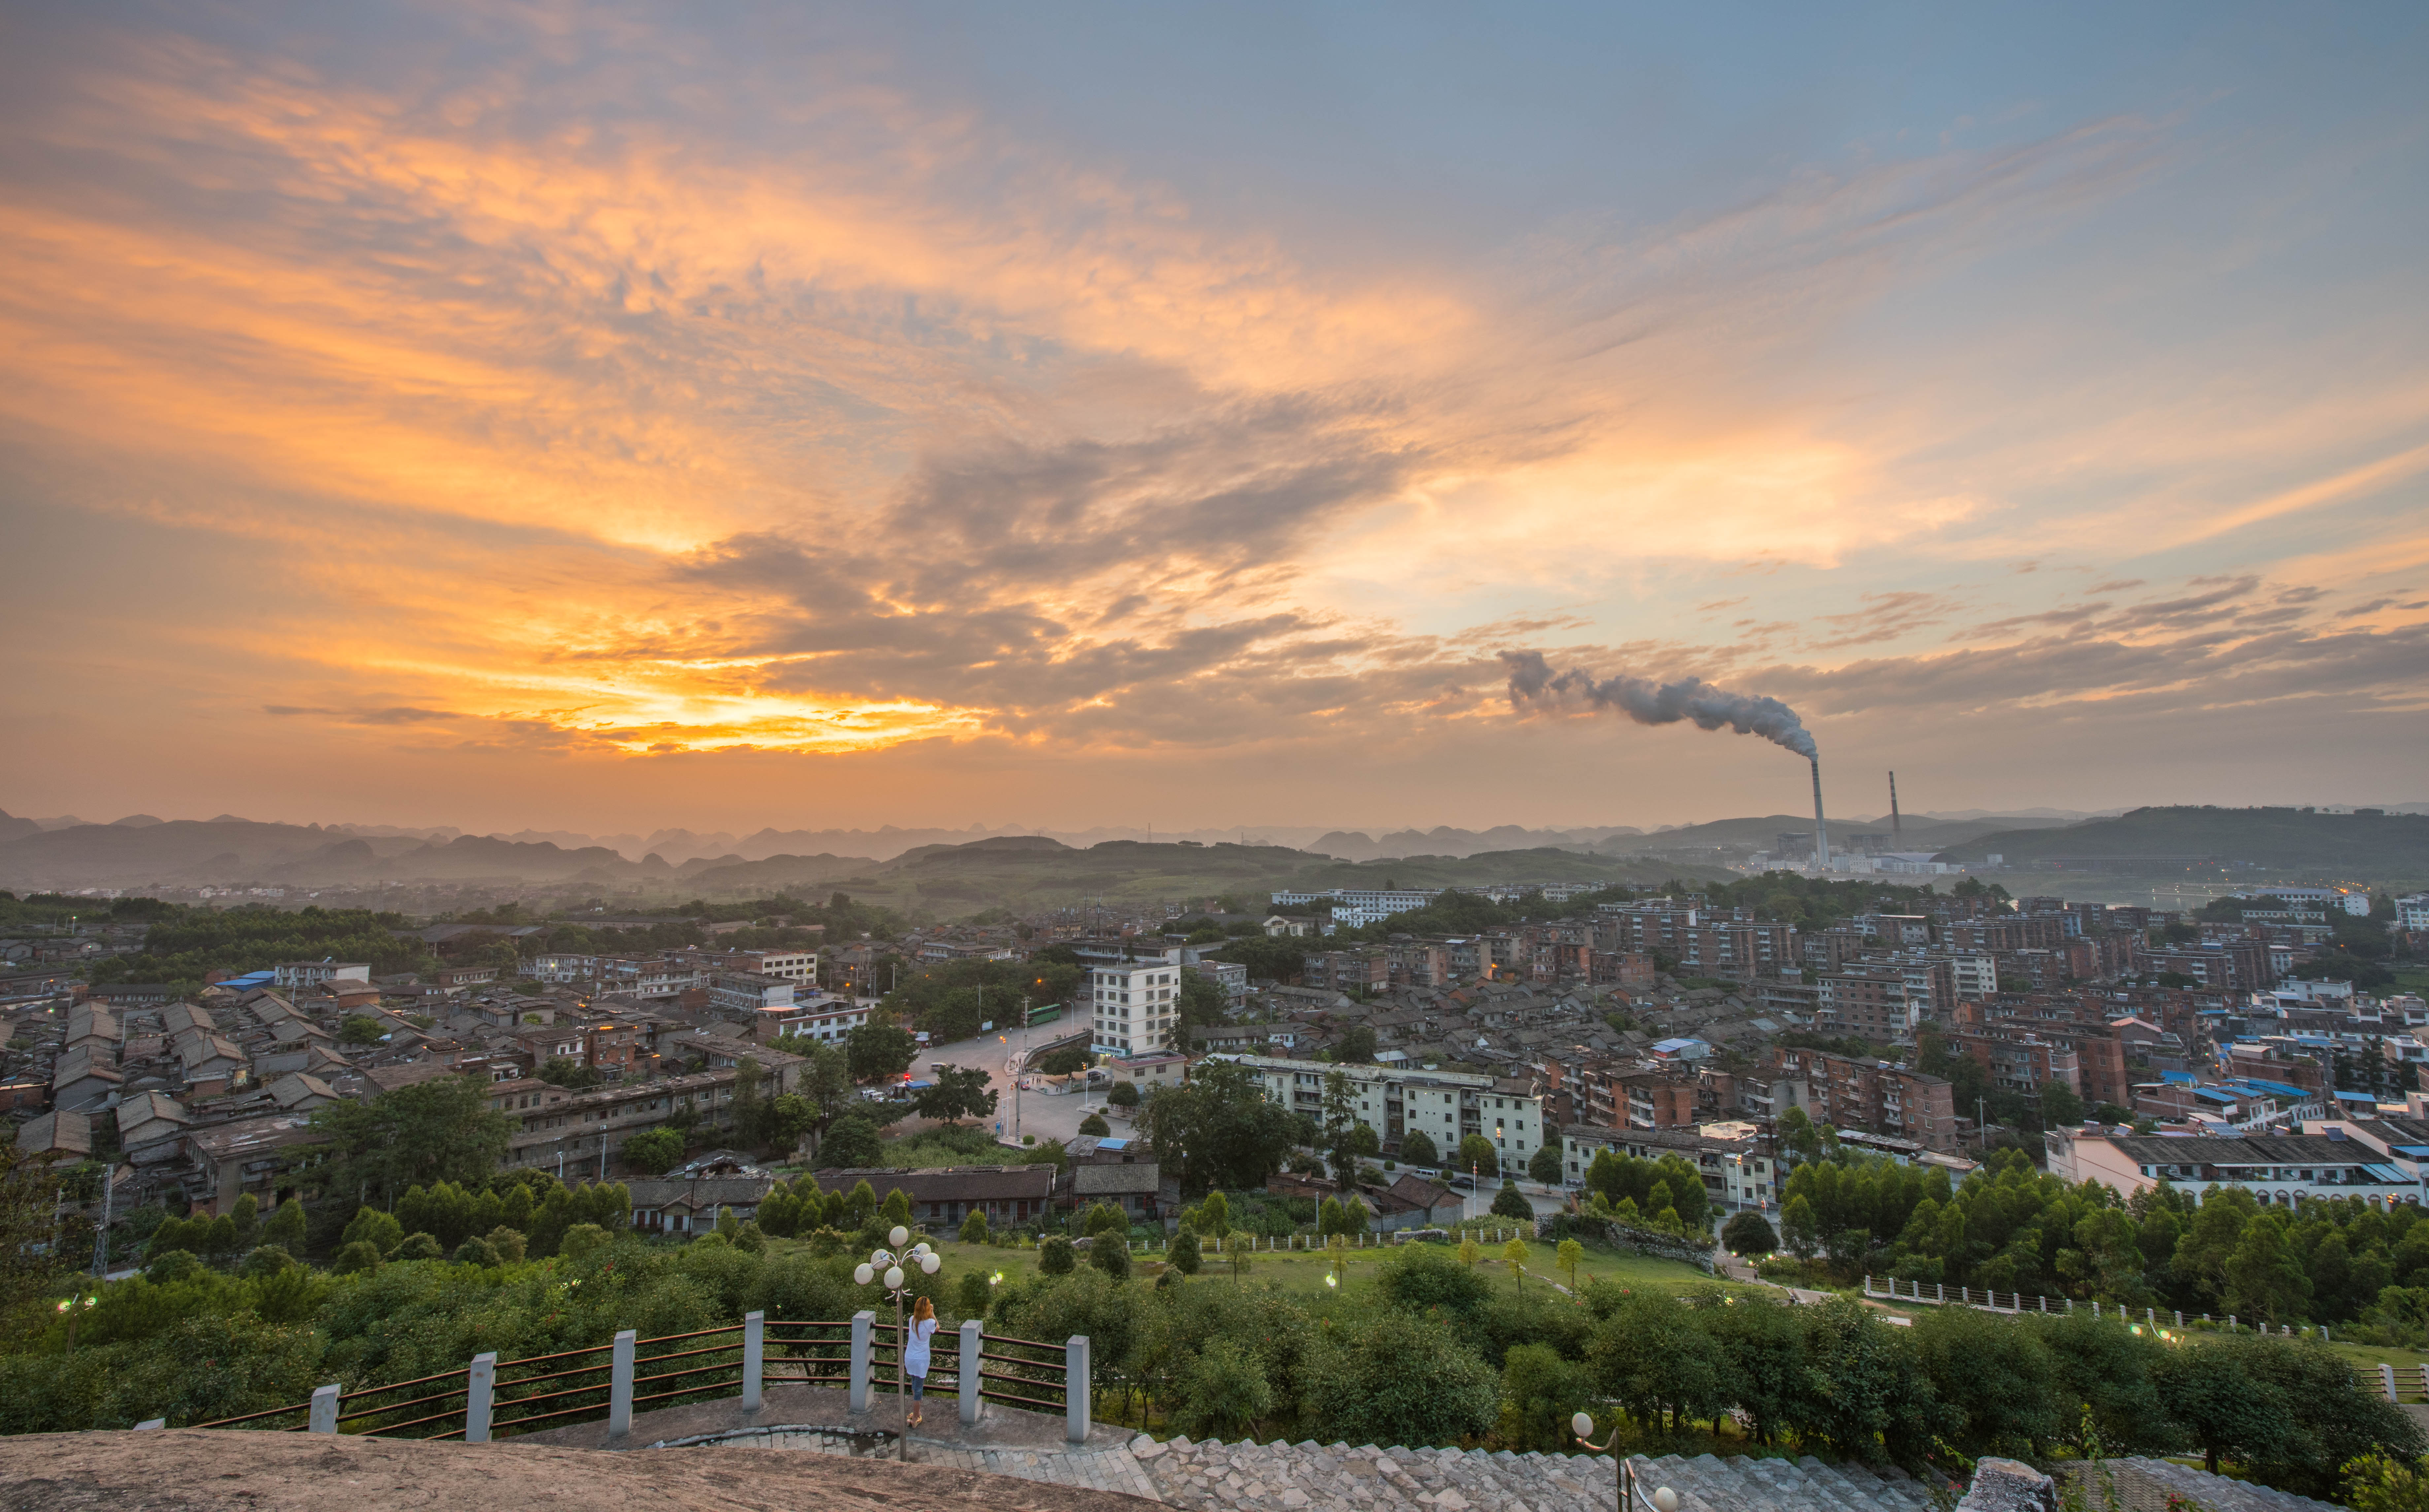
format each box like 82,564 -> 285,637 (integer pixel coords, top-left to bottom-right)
912,1025 -> 1110,1150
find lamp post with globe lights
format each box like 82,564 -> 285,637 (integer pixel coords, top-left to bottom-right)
856,1225 -> 942,1461
1569,1413 -> 1678,1512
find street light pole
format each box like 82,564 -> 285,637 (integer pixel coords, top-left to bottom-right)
856,1225 -> 941,1461
1570,1414 -> 1679,1512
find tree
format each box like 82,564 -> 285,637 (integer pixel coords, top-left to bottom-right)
2039,1083 -> 2087,1129
1172,1337 -> 1272,1439
2223,1212 -> 2314,1325
339,1014 -> 385,1046
1038,1046 -> 1090,1077
912,1066 -> 998,1125
1781,1194 -> 1820,1260
958,1208 -> 989,1244
1172,1232 -> 1203,1275
1091,1236 -> 1132,1280
1723,1211 -> 1779,1258
1528,1144 -> 1564,1185
1556,1237 -> 1585,1289
1078,1112 -> 1112,1137
1039,1235 -> 1076,1275
620,1127 -> 686,1175
1503,1236 -> 1530,1288
1457,1134 -> 1499,1180
537,1057 -> 605,1091
259,1196 -> 307,1257
763,1093 -> 817,1153
308,1076 -> 512,1206
815,1113 -> 884,1169
1492,1180 -> 1534,1221
1107,1081 -> 1140,1108
1338,1026 -> 1378,1064
846,1023 -> 918,1085
1137,1058 -> 1302,1195
1400,1130 -> 1439,1168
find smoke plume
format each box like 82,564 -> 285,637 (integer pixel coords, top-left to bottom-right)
1500,650 -> 1818,760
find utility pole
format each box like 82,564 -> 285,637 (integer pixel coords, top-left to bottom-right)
90,1165 -> 115,1277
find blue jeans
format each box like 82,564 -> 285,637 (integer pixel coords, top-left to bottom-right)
907,1372 -> 926,1399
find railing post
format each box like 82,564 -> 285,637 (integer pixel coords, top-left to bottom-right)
2383,1363 -> 2400,1403
958,1320 -> 982,1426
466,1353 -> 496,1444
1066,1335 -> 1090,1444
309,1383 -> 340,1434
742,1312 -> 764,1414
849,1311 -> 875,1414
609,1330 -> 636,1440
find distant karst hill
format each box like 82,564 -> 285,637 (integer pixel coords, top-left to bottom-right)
1939,805 -> 2429,874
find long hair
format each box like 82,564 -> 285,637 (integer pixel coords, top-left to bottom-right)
912,1296 -> 935,1325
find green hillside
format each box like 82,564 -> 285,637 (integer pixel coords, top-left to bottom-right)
679,836 -> 1734,915
1941,806 -> 2429,879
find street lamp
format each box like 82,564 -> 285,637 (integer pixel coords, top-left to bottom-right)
1569,1414 -> 1678,1512
856,1225 -> 941,1461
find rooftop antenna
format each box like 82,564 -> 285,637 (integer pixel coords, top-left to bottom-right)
1889,772 -> 1902,844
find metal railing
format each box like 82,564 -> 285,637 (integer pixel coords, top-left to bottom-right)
189,1312 -> 1081,1443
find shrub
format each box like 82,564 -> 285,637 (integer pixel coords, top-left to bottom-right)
1491,1180 -> 1534,1221
1722,1211 -> 1779,1257
1172,1233 -> 1203,1275
144,1250 -> 203,1285
451,1236 -> 501,1267
1376,1241 -> 1490,1315
959,1209 -> 990,1245
559,1223 -> 609,1262
239,1245 -> 297,1278
484,1226 -> 528,1265
1108,1082 -> 1140,1107
1078,1113 -> 1111,1137
1039,1236 -> 1076,1276
389,1233 -> 444,1261
331,1240 -> 383,1275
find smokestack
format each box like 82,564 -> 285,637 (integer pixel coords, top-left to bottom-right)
1810,756 -> 1831,871
1889,771 -> 1902,843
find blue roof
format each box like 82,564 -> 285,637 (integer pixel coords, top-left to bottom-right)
2239,1078 -> 2310,1100
2194,1088 -> 2241,1104
2393,1145 -> 2429,1159
2334,1089 -> 2378,1103
219,970 -> 277,988
2363,1164 -> 2412,1183
1651,1037 -> 1708,1053
2162,1070 -> 2197,1084
1096,1137 -> 1131,1150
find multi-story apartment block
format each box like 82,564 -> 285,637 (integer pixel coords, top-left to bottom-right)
1559,1120 -> 1780,1212
1767,1045 -> 1958,1151
1215,1054 -> 1545,1171
1269,888 -> 1439,928
1593,902 -> 1705,957
713,949 -> 818,983
2046,1125 -> 2419,1208
707,971 -> 796,1015
1947,954 -> 1998,1001
1943,917 -> 2067,954
1089,955 -> 1184,1056
272,961 -> 371,989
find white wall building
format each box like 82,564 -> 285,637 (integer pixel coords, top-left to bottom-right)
1090,955 -> 1183,1056
1269,888 -> 1440,928
1212,1053 -> 1546,1172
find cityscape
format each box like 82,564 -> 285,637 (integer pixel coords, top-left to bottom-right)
3,4 -> 2427,1511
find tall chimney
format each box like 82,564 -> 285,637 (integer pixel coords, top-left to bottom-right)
1810,756 -> 1831,871
1889,771 -> 1902,843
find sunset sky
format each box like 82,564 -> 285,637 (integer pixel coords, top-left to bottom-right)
4,3 -> 2425,836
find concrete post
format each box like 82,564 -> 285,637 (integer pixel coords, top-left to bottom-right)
849,1310 -> 875,1414
2176,1310 -> 2184,1327
609,1331 -> 636,1440
309,1383 -> 340,1434
134,1419 -> 166,1430
742,1312 -> 764,1414
2320,1325 -> 2331,1344
466,1352 -> 496,1444
1936,1282 -> 1944,1302
2228,1315 -> 2237,1332
958,1319 -> 982,1426
2383,1363 -> 2400,1403
1066,1335 -> 1090,1444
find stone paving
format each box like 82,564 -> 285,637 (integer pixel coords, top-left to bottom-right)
1128,1435 -> 1946,1512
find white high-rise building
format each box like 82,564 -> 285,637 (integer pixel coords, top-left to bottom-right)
1089,953 -> 1183,1056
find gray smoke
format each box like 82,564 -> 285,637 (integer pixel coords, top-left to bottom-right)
1500,650 -> 1818,760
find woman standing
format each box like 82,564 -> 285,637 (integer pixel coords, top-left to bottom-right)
902,1296 -> 940,1429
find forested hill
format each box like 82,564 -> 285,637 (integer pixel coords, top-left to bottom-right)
1939,806 -> 2429,875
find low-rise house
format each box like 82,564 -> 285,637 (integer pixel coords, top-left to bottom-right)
14,1108 -> 92,1158
810,1164 -> 1056,1228
627,1173 -> 778,1235
1068,1162 -> 1162,1222
116,1091 -> 191,1162
50,1045 -> 122,1111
